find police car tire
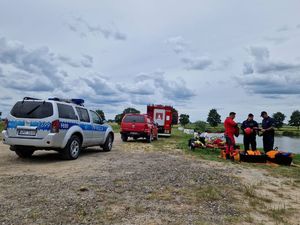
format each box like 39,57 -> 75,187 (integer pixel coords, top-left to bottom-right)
14,147 -> 34,158
61,135 -> 81,160
103,134 -> 113,152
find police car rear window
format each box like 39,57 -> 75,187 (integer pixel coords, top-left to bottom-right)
57,103 -> 78,120
123,115 -> 145,123
11,101 -> 53,119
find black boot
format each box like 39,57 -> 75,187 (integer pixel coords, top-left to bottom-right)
226,154 -> 230,160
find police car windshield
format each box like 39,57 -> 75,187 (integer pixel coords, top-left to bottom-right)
11,101 -> 53,119
123,115 -> 145,123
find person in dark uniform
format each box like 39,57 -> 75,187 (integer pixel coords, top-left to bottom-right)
261,111 -> 275,152
241,113 -> 259,151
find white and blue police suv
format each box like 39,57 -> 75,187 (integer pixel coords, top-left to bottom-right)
1,97 -> 114,160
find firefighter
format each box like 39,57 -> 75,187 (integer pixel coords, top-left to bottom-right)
224,112 -> 238,159
241,113 -> 259,151
260,111 -> 275,152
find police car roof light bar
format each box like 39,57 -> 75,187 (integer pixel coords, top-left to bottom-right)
48,97 -> 84,106
23,97 -> 42,101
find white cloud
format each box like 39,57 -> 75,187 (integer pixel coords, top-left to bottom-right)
67,16 -> 127,41
239,47 -> 300,96
165,36 -> 187,54
181,56 -> 212,70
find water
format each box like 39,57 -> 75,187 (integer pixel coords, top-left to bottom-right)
205,133 -> 300,154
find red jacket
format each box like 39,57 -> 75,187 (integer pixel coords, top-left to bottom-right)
224,117 -> 237,136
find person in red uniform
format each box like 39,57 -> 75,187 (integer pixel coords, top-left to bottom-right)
224,112 -> 238,159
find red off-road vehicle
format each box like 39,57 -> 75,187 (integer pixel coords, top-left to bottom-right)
120,114 -> 158,143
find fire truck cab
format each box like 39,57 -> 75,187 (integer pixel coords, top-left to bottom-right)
147,105 -> 175,136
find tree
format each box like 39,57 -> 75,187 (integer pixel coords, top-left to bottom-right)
272,112 -> 285,129
96,110 -> 105,120
289,110 -> 300,130
115,107 -> 141,125
207,109 -> 221,127
123,107 -> 140,114
114,114 -> 123,125
172,108 -> 178,125
179,114 -> 190,127
194,121 -> 207,132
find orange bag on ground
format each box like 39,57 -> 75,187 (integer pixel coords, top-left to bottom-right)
246,150 -> 261,155
266,150 -> 278,159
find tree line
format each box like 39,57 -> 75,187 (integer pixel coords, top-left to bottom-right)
179,109 -> 300,130
93,107 -> 300,130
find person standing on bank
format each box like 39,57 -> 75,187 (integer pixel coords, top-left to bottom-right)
261,111 -> 275,152
224,112 -> 238,159
241,113 -> 259,151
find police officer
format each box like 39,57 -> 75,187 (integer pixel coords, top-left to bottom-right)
241,113 -> 258,151
261,111 -> 275,152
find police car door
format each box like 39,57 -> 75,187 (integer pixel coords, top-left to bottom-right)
75,107 -> 93,146
90,110 -> 106,144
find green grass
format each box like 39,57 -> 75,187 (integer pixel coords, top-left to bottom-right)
0,121 -> 3,132
109,122 -> 120,133
275,125 -> 300,137
184,123 -> 224,133
172,128 -> 223,162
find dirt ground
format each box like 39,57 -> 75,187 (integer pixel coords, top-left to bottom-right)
0,135 -> 299,225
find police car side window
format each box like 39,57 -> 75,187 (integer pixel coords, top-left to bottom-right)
90,111 -> 102,125
57,103 -> 77,120
76,107 -> 90,123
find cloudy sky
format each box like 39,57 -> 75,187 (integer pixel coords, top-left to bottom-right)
0,0 -> 300,122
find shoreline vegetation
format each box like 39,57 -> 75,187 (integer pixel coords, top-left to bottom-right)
184,123 -> 300,137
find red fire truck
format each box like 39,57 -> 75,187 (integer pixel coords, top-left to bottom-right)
147,105 -> 176,136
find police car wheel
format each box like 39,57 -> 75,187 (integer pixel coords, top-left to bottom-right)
62,135 -> 81,160
14,147 -> 34,158
103,134 -> 113,152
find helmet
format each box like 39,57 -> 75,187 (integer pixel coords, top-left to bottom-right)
244,127 -> 252,135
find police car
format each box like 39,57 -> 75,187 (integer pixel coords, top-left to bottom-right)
1,97 -> 114,160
